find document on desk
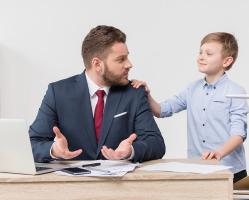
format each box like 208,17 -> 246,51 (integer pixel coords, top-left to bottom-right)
55,160 -> 139,177
140,162 -> 232,174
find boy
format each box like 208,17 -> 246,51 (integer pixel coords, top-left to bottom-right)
132,32 -> 248,182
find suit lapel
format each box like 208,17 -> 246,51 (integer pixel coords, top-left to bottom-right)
97,87 -> 123,154
76,72 -> 97,152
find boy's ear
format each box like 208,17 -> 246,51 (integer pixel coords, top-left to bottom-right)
223,56 -> 233,69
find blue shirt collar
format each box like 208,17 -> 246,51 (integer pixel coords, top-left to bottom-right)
202,73 -> 228,89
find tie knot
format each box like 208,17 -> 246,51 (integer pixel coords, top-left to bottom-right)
95,90 -> 105,98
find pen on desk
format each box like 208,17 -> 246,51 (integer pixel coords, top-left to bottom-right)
81,163 -> 101,168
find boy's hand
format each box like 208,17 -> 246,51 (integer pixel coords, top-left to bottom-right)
131,79 -> 150,93
201,150 -> 222,160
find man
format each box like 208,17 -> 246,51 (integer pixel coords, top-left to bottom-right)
29,25 -> 165,163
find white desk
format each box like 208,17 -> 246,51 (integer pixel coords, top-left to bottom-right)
0,159 -> 233,200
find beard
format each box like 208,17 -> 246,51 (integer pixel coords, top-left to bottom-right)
102,63 -> 129,86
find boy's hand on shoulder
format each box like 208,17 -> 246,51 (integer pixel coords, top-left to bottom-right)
131,79 -> 150,93
201,150 -> 222,160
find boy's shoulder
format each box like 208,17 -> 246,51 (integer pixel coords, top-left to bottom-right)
225,78 -> 246,93
185,78 -> 205,90
186,76 -> 246,93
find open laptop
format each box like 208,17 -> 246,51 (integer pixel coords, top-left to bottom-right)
0,119 -> 69,175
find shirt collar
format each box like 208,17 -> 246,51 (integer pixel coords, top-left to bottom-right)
202,73 -> 228,89
85,72 -> 110,97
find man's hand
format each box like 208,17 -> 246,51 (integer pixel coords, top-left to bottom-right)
201,150 -> 222,160
51,126 -> 82,159
101,133 -> 137,160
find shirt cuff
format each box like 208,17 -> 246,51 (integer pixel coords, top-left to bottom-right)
126,145 -> 135,160
50,142 -> 59,159
160,101 -> 173,118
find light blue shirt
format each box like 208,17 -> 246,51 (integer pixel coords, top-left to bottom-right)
160,73 -> 248,173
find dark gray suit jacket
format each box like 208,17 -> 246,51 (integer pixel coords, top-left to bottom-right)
29,72 -> 165,162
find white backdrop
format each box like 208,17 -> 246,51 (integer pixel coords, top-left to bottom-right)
1,0 -> 249,168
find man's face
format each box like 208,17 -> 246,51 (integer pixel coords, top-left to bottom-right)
197,42 -> 227,76
101,42 -> 133,86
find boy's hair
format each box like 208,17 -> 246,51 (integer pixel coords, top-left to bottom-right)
82,25 -> 126,68
201,32 -> 238,70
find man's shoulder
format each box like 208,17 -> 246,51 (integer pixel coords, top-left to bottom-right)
111,81 -> 146,95
50,73 -> 83,87
51,74 -> 82,85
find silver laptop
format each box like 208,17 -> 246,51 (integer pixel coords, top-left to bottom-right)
0,119 -> 69,175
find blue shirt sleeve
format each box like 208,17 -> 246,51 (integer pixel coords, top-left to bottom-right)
229,88 -> 248,139
160,87 -> 188,118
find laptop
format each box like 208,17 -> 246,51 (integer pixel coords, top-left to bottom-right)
0,119 -> 69,175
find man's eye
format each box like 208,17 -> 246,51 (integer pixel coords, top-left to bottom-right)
119,58 -> 125,62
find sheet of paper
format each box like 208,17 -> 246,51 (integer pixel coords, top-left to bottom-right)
234,190 -> 249,195
233,194 -> 249,200
140,162 -> 232,174
55,160 -> 139,177
226,94 -> 249,99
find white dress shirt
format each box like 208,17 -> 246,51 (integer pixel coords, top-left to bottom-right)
85,72 -> 109,115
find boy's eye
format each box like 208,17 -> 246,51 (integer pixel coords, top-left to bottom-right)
206,52 -> 213,56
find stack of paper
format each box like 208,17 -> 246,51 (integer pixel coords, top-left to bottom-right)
140,162 -> 231,174
55,160 -> 139,177
233,190 -> 249,200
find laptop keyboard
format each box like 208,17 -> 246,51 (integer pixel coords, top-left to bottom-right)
36,166 -> 51,171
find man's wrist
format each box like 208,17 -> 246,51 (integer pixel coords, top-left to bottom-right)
50,142 -> 59,159
126,145 -> 135,160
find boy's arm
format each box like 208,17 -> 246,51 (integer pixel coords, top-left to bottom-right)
147,93 -> 161,117
131,79 -> 188,118
201,135 -> 243,160
131,80 -> 161,117
202,88 -> 248,160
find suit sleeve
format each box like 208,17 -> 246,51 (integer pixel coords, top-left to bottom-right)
131,88 -> 166,162
29,84 -> 58,162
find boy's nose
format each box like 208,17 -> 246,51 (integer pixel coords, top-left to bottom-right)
198,54 -> 204,60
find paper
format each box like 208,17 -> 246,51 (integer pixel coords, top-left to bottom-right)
234,190 -> 249,200
226,94 -> 249,99
140,162 -> 231,174
55,160 -> 139,177
234,190 -> 249,195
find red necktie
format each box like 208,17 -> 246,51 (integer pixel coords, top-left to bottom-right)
94,90 -> 105,143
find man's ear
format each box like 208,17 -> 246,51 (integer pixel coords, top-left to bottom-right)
91,57 -> 103,72
223,56 -> 233,69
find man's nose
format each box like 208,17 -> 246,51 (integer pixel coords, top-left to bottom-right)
125,59 -> 133,69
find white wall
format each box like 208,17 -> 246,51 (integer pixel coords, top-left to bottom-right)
1,0 -> 249,167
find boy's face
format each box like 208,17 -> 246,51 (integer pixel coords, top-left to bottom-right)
197,42 -> 229,76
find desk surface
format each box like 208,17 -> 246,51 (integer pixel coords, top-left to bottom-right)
0,159 -> 233,200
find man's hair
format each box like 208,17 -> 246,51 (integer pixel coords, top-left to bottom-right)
82,25 -> 126,68
201,32 -> 238,70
